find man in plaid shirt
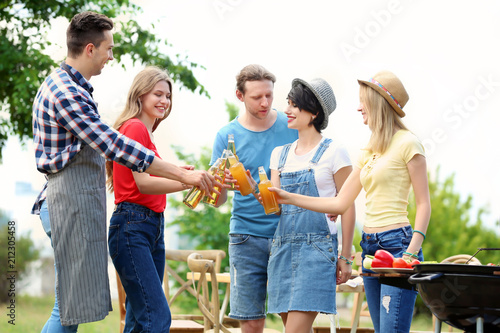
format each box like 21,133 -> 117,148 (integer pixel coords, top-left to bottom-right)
32,11 -> 216,330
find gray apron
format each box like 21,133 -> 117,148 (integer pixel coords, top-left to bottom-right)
47,144 -> 112,325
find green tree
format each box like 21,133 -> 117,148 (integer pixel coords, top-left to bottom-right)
165,102 -> 237,311
407,167 -> 500,315
168,101 -> 239,271
408,167 -> 500,264
0,0 -> 208,159
0,211 -> 40,303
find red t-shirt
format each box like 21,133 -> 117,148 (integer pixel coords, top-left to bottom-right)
113,118 -> 166,213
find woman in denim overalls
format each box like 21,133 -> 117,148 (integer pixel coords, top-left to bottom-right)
270,71 -> 431,333
267,78 -> 356,333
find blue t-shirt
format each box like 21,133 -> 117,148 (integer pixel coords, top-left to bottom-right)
211,111 -> 298,237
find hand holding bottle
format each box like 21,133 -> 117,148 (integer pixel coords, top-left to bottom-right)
182,169 -> 216,194
203,158 -> 226,207
183,165 -> 223,209
257,166 -> 280,215
226,150 -> 255,196
268,186 -> 291,204
222,168 -> 237,189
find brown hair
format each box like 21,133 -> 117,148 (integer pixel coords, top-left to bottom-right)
106,66 -> 173,192
66,11 -> 114,58
235,64 -> 276,94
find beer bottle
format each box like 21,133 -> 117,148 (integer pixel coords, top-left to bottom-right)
227,150 -> 254,196
257,166 -> 280,215
226,134 -> 238,190
202,158 -> 226,207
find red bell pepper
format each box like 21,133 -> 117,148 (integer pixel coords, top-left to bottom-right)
371,249 -> 394,268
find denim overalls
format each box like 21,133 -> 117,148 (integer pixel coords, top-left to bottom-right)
267,138 -> 338,314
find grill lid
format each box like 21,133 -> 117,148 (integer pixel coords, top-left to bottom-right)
414,263 -> 500,275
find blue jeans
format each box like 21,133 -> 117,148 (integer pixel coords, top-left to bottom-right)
360,225 -> 424,333
108,202 -> 170,333
40,200 -> 78,333
228,234 -> 273,320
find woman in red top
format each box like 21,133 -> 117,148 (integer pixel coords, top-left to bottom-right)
106,66 -> 190,332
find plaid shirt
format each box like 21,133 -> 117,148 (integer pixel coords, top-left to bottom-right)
31,63 -> 155,213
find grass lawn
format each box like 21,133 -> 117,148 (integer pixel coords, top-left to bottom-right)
0,295 -> 120,333
0,295 -> 461,332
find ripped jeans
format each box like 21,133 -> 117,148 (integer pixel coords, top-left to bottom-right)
360,225 -> 424,333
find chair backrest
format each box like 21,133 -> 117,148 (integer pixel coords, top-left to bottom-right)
164,249 -> 226,307
441,254 -> 481,265
187,253 -> 225,332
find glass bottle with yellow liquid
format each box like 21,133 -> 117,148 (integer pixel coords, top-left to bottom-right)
183,160 -> 221,209
257,166 -> 280,215
226,134 -> 238,190
226,150 -> 254,196
202,157 -> 226,207
183,183 -> 204,209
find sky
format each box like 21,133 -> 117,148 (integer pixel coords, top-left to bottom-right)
1,0 -> 499,257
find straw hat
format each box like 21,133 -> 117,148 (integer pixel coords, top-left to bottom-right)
292,78 -> 336,130
357,70 -> 409,117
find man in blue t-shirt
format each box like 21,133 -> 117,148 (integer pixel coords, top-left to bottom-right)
210,64 -> 298,332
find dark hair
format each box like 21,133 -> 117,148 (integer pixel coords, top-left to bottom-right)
236,64 -> 276,94
287,83 -> 324,132
66,11 -> 114,58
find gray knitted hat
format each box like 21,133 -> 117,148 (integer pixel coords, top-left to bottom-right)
291,78 -> 336,130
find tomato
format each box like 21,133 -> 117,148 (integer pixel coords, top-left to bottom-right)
393,258 -> 408,268
410,259 -> 420,267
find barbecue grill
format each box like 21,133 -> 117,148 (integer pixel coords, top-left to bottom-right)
408,248 -> 500,333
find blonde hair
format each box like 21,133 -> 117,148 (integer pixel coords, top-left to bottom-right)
360,84 -> 407,154
106,66 -> 173,192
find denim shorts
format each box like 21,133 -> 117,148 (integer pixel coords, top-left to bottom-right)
228,234 -> 273,320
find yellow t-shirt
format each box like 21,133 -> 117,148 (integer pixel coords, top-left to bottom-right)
355,130 -> 425,228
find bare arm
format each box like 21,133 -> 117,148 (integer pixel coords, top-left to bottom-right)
132,165 -> 194,195
334,166 -> 356,284
145,156 -> 216,194
404,154 -> 431,256
269,167 -> 363,215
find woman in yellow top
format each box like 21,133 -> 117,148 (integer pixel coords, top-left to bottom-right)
270,71 -> 430,333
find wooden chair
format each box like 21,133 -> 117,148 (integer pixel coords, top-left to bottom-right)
187,253 -> 281,333
166,249 -> 236,332
116,249 -> 231,333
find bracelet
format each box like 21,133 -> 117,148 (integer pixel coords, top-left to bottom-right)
403,251 -> 419,259
413,230 -> 426,240
338,255 -> 353,265
253,185 -> 260,194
